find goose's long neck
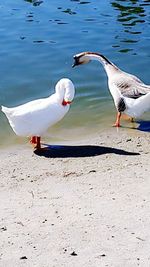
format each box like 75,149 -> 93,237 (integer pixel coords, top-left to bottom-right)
86,52 -> 119,77
55,78 -> 75,104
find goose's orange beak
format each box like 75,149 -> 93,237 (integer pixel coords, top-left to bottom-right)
62,99 -> 72,106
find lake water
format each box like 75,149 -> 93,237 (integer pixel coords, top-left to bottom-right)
0,0 -> 150,146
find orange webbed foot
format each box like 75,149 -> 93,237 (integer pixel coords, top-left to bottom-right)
112,122 -> 121,127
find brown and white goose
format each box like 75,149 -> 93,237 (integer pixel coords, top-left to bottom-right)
72,51 -> 150,127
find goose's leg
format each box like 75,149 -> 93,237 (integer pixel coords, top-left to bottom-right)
113,112 -> 121,127
36,136 -> 41,150
30,136 -> 37,145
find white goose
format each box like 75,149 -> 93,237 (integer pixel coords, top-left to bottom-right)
73,51 -> 150,127
1,78 -> 75,150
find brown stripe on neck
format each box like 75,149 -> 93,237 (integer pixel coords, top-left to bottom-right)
84,52 -> 113,65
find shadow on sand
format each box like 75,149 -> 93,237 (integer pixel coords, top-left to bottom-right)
136,120 -> 150,132
34,144 -> 140,158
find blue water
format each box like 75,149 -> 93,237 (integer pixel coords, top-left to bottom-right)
0,0 -> 150,146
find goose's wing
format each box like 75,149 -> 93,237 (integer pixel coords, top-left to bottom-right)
1,94 -> 67,136
125,92 -> 150,118
2,94 -> 56,117
114,73 -> 150,99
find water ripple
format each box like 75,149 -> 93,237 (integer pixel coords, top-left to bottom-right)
111,0 -> 149,53
62,8 -> 77,15
24,0 -> 43,6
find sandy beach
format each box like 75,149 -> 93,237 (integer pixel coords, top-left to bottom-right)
0,127 -> 150,267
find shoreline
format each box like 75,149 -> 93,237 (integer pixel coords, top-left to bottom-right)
0,115 -> 149,149
0,127 -> 150,266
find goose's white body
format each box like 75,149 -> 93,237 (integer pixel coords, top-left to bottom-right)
2,78 -> 75,138
73,52 -> 150,126
125,92 -> 150,118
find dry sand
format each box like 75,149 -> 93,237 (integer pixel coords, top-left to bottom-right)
0,127 -> 150,267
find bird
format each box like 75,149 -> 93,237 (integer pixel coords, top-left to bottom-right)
1,78 -> 75,150
72,51 -> 150,127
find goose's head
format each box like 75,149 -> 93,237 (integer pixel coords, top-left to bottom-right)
55,78 -> 75,106
72,51 -> 114,69
72,52 -> 91,67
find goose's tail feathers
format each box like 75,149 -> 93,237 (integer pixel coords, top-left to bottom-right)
1,106 -> 13,116
125,92 -> 150,118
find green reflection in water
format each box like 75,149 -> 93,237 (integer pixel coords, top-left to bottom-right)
111,0 -> 147,53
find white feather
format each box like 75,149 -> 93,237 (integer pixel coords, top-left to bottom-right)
125,92 -> 150,118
